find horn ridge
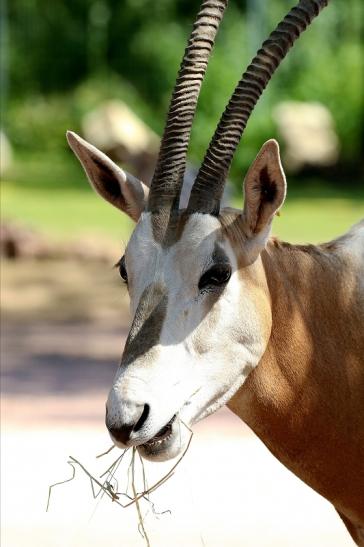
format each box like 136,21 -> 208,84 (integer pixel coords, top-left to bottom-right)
147,0 -> 228,213
188,0 -> 329,215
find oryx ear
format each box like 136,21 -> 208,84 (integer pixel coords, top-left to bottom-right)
242,139 -> 286,250
67,131 -> 149,222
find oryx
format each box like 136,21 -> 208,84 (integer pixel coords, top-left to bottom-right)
67,0 -> 364,543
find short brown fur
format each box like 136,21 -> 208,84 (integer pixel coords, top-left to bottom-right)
226,234 -> 364,541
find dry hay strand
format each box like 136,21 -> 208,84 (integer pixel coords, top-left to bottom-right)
46,422 -> 193,546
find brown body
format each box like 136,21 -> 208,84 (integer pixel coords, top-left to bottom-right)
228,235 -> 364,542
67,0 -> 361,543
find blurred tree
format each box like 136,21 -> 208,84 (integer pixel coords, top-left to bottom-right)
0,0 -> 9,127
5,0 -> 364,186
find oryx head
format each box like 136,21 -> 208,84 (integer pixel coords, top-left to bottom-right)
68,0 -> 329,461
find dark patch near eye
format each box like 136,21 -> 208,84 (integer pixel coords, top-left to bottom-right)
259,166 -> 277,203
199,263 -> 231,292
199,242 -> 231,292
93,156 -> 126,206
151,208 -> 190,248
212,243 -> 229,266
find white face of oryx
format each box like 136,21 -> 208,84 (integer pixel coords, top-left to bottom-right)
107,212 -> 269,460
67,132 -> 286,461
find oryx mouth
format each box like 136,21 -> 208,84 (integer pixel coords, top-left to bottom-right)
143,414 -> 177,447
137,414 -> 181,461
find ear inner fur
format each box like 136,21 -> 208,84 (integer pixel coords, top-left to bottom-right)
243,140 -> 286,235
66,131 -> 147,221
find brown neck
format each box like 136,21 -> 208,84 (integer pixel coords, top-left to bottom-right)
228,239 -> 364,521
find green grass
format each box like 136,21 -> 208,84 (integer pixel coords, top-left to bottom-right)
2,182 -> 133,243
1,151 -> 133,242
2,152 -> 364,244
271,198 -> 363,243
2,179 -> 363,245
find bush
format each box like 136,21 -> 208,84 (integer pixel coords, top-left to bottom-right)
4,0 -> 363,191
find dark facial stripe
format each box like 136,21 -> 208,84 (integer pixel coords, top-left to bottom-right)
151,208 -> 190,248
212,241 -> 230,266
121,283 -> 168,366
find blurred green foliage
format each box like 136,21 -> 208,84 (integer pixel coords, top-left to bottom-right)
3,0 -> 364,190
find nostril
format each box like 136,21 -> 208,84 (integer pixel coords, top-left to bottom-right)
108,424 -> 133,445
105,402 -> 150,444
133,404 -> 150,433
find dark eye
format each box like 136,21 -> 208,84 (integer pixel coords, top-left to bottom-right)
198,264 -> 231,292
117,256 -> 128,283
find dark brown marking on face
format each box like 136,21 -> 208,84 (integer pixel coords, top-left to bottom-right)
121,283 -> 168,366
212,241 -> 230,266
151,208 -> 170,244
151,208 -> 190,248
192,241 -> 231,356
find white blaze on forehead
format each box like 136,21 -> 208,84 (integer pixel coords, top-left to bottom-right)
176,212 -> 222,250
125,212 -> 223,311
125,212 -> 161,313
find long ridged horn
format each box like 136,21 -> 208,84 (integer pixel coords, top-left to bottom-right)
187,0 -> 329,215
147,0 -> 228,213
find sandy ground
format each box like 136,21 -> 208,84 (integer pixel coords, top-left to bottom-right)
1,259 -> 353,546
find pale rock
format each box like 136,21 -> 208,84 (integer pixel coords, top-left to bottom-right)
273,101 -> 339,172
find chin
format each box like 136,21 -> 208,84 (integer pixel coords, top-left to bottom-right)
137,416 -> 190,462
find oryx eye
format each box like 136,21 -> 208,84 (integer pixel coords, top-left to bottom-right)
198,264 -> 231,292
116,256 -> 128,283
